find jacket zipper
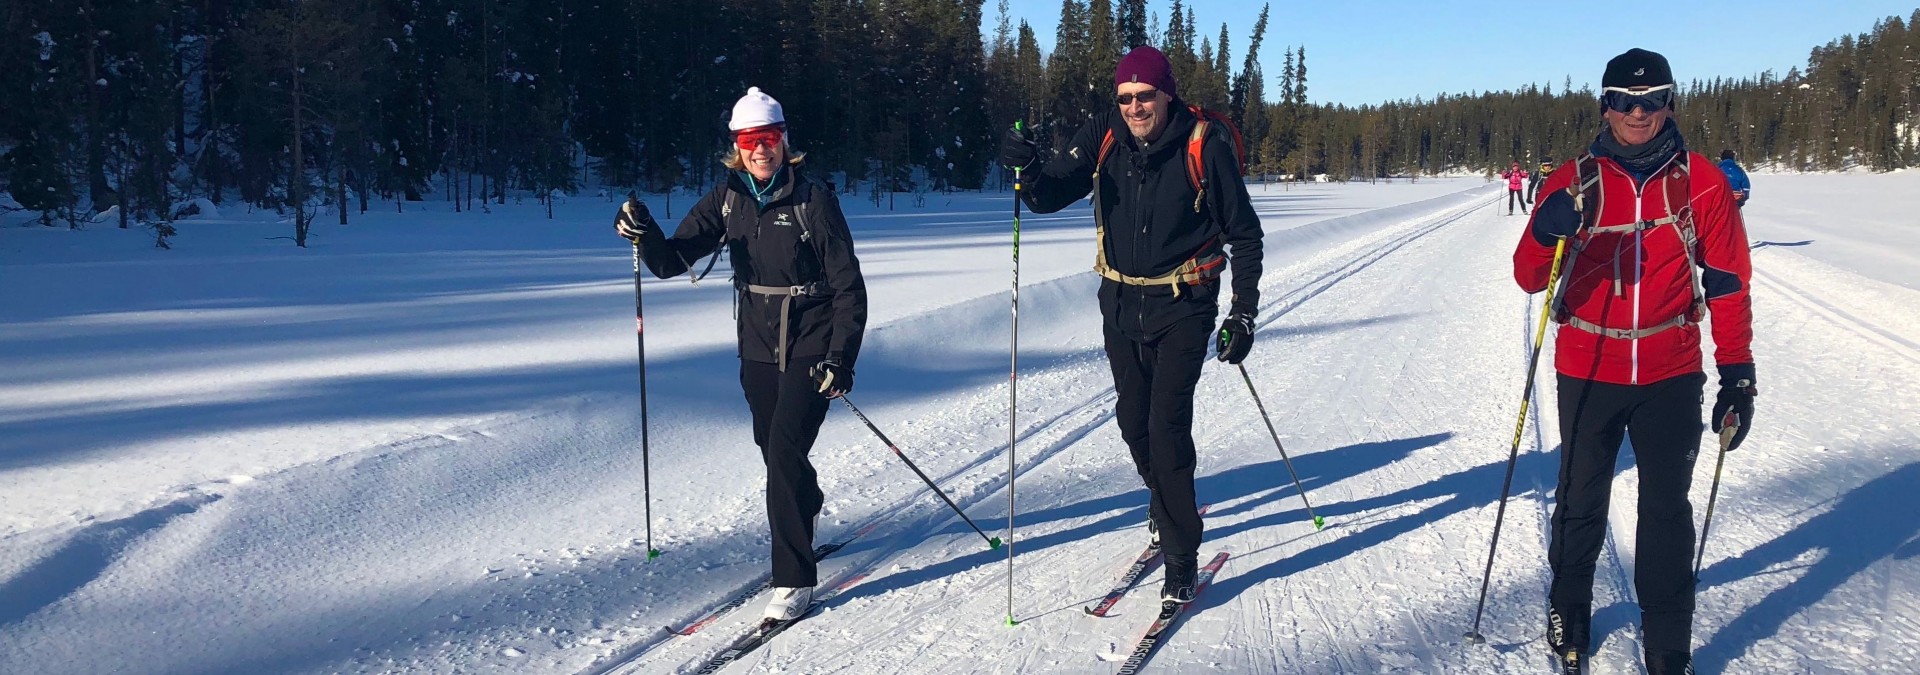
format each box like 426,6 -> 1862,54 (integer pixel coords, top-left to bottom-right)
1134,160 -> 1149,332
1624,154 -> 1681,385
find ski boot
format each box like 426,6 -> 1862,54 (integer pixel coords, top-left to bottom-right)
1161,553 -> 1197,604
763,586 -> 813,624
1547,607 -> 1588,674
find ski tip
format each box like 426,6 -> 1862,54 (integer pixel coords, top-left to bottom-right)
1313,515 -> 1326,530
1463,631 -> 1486,645
988,536 -> 1003,550
647,548 -> 663,560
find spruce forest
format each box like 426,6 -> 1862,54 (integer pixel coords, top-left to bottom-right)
4,0 -> 1917,239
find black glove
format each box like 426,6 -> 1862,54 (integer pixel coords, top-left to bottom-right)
1215,310 -> 1255,364
1710,364 -> 1757,451
616,197 -> 653,242
1529,190 -> 1582,247
998,123 -> 1038,172
810,358 -> 853,398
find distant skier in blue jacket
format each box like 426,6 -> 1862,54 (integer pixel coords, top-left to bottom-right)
1719,149 -> 1750,207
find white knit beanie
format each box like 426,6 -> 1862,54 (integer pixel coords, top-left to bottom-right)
728,87 -> 785,131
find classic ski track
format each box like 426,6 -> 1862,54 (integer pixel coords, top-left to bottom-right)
1251,193 -> 1501,335
1750,266 -> 1920,365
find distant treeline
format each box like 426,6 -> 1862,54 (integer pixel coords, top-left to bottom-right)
3,1 -> 1914,239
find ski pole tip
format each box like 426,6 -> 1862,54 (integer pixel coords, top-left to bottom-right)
988,536 -> 1003,550
1313,516 -> 1326,530
647,548 -> 663,560
1463,631 -> 1486,645
1005,616 -> 1020,627
1014,120 -> 1024,132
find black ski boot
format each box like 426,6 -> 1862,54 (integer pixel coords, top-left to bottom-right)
1547,607 -> 1588,674
1161,553 -> 1197,604
1646,649 -> 1694,675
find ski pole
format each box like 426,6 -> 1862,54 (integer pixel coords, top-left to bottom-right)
625,196 -> 662,561
836,396 -> 1002,550
1006,135 -> 1024,628
1465,237 -> 1569,645
1236,363 -> 1325,530
1693,413 -> 1741,582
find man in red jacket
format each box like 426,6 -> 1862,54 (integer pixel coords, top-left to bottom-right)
1513,48 -> 1757,675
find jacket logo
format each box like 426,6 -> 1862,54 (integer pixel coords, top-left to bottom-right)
1070,147 -> 1081,159
722,202 -> 732,217
775,212 -> 793,226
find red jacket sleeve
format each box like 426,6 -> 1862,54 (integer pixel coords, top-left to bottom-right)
1692,155 -> 1754,367
1512,162 -> 1576,293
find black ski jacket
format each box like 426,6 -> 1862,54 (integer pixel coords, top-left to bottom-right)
635,166 -> 867,370
1020,104 -> 1264,341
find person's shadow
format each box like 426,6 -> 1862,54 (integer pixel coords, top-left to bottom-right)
1693,460 -> 1920,671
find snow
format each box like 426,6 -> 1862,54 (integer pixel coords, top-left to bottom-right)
1741,172 -> 1920,290
2,173 -> 1917,674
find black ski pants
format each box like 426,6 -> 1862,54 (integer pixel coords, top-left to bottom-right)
740,357 -> 831,587
1509,189 -> 1529,213
1549,372 -> 1706,657
1104,316 -> 1211,564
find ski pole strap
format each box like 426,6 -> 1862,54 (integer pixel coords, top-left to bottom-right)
1561,313 -> 1689,340
742,281 -> 830,372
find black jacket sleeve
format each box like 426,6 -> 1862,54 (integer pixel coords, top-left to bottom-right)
814,188 -> 868,369
1019,114 -> 1105,214
637,189 -> 727,279
1204,132 -> 1263,315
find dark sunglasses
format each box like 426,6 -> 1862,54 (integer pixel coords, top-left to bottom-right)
1601,86 -> 1675,113
1115,90 -> 1162,106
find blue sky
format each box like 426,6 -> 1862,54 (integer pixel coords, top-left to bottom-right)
985,0 -> 1919,106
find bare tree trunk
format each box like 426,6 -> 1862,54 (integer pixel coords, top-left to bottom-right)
337,165 -> 347,225
291,25 -> 307,248
85,1 -> 113,213
173,12 -> 186,168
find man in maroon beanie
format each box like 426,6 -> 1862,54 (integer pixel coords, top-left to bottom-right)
997,45 -> 1264,604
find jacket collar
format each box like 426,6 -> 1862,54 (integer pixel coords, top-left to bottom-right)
728,165 -> 799,208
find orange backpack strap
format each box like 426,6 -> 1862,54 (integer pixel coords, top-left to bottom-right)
1185,117 -> 1210,212
1094,129 -> 1117,180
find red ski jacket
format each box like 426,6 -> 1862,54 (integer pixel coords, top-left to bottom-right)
1513,151 -> 1753,385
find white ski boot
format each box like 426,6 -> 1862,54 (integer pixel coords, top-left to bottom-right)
764,586 -> 814,623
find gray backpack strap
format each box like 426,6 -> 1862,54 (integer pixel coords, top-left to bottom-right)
692,189 -> 746,285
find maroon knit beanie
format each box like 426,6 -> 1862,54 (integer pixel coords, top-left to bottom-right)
1114,46 -> 1178,100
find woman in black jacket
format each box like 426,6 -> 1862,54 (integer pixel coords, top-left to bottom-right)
614,86 -> 867,623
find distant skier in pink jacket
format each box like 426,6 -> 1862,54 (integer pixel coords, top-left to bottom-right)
1501,161 -> 1530,215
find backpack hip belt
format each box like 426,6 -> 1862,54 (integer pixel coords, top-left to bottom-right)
1091,244 -> 1225,297
741,280 -> 831,372
1562,313 -> 1690,340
